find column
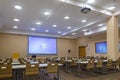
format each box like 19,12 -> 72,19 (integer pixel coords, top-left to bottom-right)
107,15 -> 119,60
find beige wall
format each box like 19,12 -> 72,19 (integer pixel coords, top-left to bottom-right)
77,32 -> 106,57
57,38 -> 77,57
76,32 -> 120,58
0,33 -> 77,58
0,33 -> 27,58
0,30 -> 119,59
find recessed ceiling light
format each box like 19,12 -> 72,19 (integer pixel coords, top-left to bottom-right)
62,33 -> 67,35
14,5 -> 22,10
87,0 -> 95,3
59,0 -> 66,2
82,29 -> 87,31
45,30 -> 49,32
13,19 -> 20,22
53,25 -> 57,27
82,20 -> 87,23
36,22 -> 41,25
108,6 -> 116,10
101,10 -> 106,13
72,33 -> 76,35
64,16 -> 70,19
101,10 -> 111,15
13,26 -> 18,29
58,31 -> 61,33
44,11 -> 50,15
67,27 -> 71,29
71,28 -> 78,32
98,24 -> 103,27
105,12 -> 111,15
31,28 -> 35,31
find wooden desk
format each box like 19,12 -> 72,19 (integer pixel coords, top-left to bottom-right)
12,63 -> 62,80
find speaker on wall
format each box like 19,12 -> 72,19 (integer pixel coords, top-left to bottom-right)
68,49 -> 71,54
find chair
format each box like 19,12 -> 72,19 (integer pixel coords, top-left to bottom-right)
87,60 -> 94,70
19,58 -> 27,64
96,59 -> 103,68
59,59 -> 65,64
44,63 -> 58,80
84,60 -> 96,76
0,59 -> 2,61
106,59 -> 113,72
0,64 -> 12,79
70,60 -> 77,73
37,58 -> 42,63
0,59 -> 3,66
95,59 -> 104,73
114,59 -> 120,72
4,58 -> 12,65
59,58 -> 65,66
24,63 -> 40,80
81,57 -> 86,61
0,63 -> 3,66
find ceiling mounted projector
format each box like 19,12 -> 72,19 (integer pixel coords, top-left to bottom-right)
81,7 -> 91,14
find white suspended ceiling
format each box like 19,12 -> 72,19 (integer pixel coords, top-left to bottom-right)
0,0 -> 120,39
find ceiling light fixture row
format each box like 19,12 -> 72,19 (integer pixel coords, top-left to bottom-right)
13,19 -> 19,29
13,5 -> 22,29
13,3 -> 88,35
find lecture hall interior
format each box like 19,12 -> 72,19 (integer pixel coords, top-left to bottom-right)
0,0 -> 120,80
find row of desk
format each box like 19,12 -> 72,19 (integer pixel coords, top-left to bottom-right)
1,59 -> 62,80
64,59 -> 108,72
63,59 -> 111,78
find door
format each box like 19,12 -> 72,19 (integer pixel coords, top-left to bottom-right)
79,46 -> 86,57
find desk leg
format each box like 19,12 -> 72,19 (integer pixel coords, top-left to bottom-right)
13,69 -> 17,80
65,62 -> 70,73
65,62 -> 68,72
19,69 -> 25,80
40,68 -> 45,80
75,63 -> 85,78
57,67 -> 61,80
13,69 -> 25,80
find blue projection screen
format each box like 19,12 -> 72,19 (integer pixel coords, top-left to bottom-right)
28,36 -> 57,55
95,42 -> 107,54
